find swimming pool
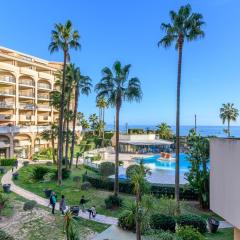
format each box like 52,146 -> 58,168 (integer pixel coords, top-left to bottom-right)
140,153 -> 190,172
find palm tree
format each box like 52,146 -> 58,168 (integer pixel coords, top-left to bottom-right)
89,114 -> 98,136
220,103 -> 239,137
96,96 -> 108,147
95,61 -> 142,196
156,123 -> 173,140
158,4 -> 205,208
49,20 -> 80,185
41,124 -> 58,164
69,67 -> 92,169
80,118 -> 90,131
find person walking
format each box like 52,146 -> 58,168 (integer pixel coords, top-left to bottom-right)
50,192 -> 57,214
79,195 -> 89,212
59,195 -> 66,215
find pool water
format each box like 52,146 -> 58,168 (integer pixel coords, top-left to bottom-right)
141,153 -> 190,172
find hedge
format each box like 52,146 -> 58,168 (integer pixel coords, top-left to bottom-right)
82,174 -> 198,200
0,158 -> 17,166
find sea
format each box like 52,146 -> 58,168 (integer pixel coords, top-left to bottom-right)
105,125 -> 240,137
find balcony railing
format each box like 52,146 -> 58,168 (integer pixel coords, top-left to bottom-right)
19,92 -> 34,98
0,89 -> 15,96
37,105 -> 51,110
0,102 -> 14,108
38,116 -> 51,121
19,103 -> 35,110
19,115 -> 35,121
38,83 -> 51,90
38,94 -> 49,100
19,80 -> 34,86
0,76 -> 15,83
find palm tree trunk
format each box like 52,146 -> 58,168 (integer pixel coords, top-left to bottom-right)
102,108 -> 105,147
136,192 -> 141,240
57,50 -> 67,185
51,133 -> 56,164
65,95 -> 71,167
175,37 -> 183,211
70,85 -> 79,169
228,119 -> 230,137
114,102 -> 120,196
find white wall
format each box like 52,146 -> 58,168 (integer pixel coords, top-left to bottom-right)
210,138 -> 240,228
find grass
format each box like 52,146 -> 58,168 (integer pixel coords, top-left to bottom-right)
206,228 -> 233,240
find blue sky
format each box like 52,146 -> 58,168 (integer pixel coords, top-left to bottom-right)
1,0 -> 240,126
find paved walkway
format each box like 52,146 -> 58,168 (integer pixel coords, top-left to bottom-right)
1,164 -> 118,226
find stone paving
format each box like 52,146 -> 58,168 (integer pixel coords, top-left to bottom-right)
1,164 -> 118,226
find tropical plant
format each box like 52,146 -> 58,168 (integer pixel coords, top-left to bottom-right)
89,114 -> 98,135
176,226 -> 205,240
96,96 -> 108,146
95,60 -> 142,196
41,124 -> 58,164
130,161 -> 151,240
64,210 -> 80,240
156,123 -> 173,140
186,129 -> 209,209
49,20 -> 80,185
68,66 -> 92,169
158,4 -> 205,210
219,103 -> 239,137
80,118 -> 90,131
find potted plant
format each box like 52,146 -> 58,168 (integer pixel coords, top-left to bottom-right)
0,167 -> 6,174
44,189 -> 52,198
12,172 -> 19,180
70,206 -> 80,216
208,217 -> 220,233
3,184 -> 11,193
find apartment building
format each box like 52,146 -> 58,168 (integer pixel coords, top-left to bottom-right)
0,46 -> 63,159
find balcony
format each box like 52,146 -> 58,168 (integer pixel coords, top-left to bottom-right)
0,114 -> 15,121
38,82 -> 51,90
0,102 -> 14,109
0,76 -> 15,84
19,103 -> 35,110
0,62 -> 16,72
0,89 -> 15,96
37,94 -> 49,100
38,116 -> 51,122
19,79 -> 34,87
19,92 -> 34,98
20,67 -> 37,77
19,115 -> 35,121
0,140 -> 10,148
39,72 -> 54,81
37,105 -> 51,111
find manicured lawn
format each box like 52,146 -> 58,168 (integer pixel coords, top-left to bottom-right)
14,164 -> 220,220
206,228 -> 233,240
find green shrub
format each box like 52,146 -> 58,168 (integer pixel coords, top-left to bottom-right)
0,167 -> 6,174
126,164 -> 140,179
31,166 -> 50,181
118,210 -> 135,232
176,214 -> 207,234
0,193 -> 9,214
53,168 -> 71,180
82,174 -> 198,200
23,161 -> 29,167
146,231 -> 176,240
99,162 -> 115,177
23,200 -> 37,211
150,214 -> 176,232
176,226 -> 204,240
43,172 -> 55,182
105,195 -> 123,209
0,230 -> 15,240
0,158 -> 16,166
81,181 -> 91,190
46,161 -> 53,166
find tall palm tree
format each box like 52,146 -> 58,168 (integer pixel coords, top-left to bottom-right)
69,67 -> 92,169
80,118 -> 90,131
49,20 -> 80,185
95,61 -> 142,196
156,123 -> 173,140
96,96 -> 108,146
158,4 -> 205,208
89,114 -> 98,136
41,124 -> 58,164
220,103 -> 239,137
